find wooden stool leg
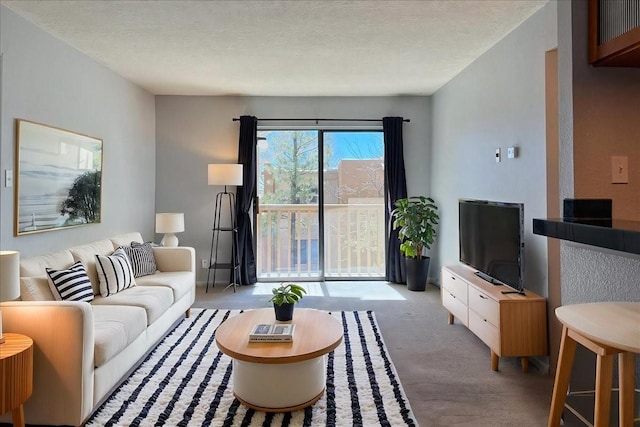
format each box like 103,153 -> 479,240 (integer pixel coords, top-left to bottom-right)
548,326 -> 577,427
618,352 -> 635,427
447,312 -> 454,325
520,357 -> 529,373
594,353 -> 614,427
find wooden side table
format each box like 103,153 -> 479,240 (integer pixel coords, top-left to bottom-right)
0,333 -> 33,427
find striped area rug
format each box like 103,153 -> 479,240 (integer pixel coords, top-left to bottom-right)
86,309 -> 418,427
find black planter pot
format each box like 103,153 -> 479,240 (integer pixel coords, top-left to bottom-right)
273,302 -> 295,321
405,256 -> 431,291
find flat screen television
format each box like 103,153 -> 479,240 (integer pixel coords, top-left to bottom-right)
458,199 -> 525,293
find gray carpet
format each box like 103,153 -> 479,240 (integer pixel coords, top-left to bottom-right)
195,281 -> 553,426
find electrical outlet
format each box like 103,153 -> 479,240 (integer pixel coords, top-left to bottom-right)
495,148 -> 501,163
611,156 -> 629,184
201,259 -> 209,269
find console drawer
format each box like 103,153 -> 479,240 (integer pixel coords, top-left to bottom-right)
441,272 -> 467,305
442,289 -> 468,326
469,309 -> 499,353
468,287 -> 499,327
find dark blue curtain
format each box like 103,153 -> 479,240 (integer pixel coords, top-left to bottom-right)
235,116 -> 258,285
383,117 -> 408,284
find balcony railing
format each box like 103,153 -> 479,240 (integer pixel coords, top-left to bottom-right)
256,203 -> 385,279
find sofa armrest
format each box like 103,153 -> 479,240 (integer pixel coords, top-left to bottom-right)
0,301 -> 94,426
153,246 -> 195,273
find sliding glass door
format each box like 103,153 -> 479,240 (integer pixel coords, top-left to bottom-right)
255,129 -> 384,281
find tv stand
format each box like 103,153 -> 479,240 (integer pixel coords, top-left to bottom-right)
441,265 -> 547,372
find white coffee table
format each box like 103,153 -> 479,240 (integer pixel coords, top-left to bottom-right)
215,308 -> 343,412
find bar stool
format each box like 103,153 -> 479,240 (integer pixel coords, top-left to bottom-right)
548,302 -> 640,427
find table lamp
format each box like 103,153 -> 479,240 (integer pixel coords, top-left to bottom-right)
155,213 -> 185,247
0,250 -> 20,344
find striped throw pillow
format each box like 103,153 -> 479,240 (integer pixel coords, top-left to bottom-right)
121,242 -> 157,277
96,247 -> 137,297
46,261 -> 94,302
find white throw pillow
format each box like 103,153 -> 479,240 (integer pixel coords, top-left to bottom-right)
95,247 -> 137,297
45,261 -> 94,302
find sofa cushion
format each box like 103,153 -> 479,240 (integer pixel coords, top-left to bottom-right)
95,248 -> 137,297
93,305 -> 147,367
20,249 -> 75,277
92,286 -> 173,325
45,261 -> 94,302
121,242 -> 157,277
20,275 -> 55,301
69,239 -> 115,296
110,232 -> 145,249
135,271 -> 193,301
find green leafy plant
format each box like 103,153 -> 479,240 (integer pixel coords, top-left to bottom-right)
391,196 -> 439,259
269,283 -> 306,306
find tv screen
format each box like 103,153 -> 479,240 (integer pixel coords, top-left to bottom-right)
458,199 -> 524,292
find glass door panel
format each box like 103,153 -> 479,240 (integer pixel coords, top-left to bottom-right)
256,130 -> 321,280
323,131 -> 385,278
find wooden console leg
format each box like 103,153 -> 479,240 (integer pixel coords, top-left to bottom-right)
491,350 -> 499,371
520,357 -> 529,373
548,326 -> 577,427
12,404 -> 25,427
186,308 -> 191,318
447,312 -> 454,325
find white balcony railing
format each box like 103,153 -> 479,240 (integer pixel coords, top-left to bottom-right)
256,203 -> 385,279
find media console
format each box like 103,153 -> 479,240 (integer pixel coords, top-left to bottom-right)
441,265 -> 548,372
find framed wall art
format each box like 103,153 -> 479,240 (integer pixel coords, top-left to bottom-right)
15,119 -> 103,236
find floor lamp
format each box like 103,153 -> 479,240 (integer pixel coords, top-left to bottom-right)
207,164 -> 243,292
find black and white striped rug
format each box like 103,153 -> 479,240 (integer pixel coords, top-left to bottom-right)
86,309 -> 418,427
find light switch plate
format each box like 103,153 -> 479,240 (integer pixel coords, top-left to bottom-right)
611,156 -> 629,184
4,169 -> 12,187
495,148 -> 501,163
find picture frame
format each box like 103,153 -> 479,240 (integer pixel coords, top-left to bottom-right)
14,119 -> 103,236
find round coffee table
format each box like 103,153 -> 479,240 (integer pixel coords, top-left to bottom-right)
215,308 -> 343,412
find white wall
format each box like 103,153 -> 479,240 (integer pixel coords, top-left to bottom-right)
430,3 -> 557,297
155,96 -> 430,283
0,6 -> 156,255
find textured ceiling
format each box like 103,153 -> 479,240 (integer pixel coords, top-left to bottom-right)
2,0 -> 548,96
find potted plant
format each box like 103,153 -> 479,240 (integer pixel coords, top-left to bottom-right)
269,283 -> 306,321
391,196 -> 439,291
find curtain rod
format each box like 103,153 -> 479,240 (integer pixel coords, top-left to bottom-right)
232,117 -> 410,123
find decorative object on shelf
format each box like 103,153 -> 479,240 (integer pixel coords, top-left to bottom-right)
269,283 -> 306,321
207,163 -> 243,292
15,119 -> 103,236
155,213 -> 184,247
0,251 -> 20,344
391,196 -> 439,291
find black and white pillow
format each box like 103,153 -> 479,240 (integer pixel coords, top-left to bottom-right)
46,261 -> 94,302
95,247 -> 137,297
121,241 -> 157,277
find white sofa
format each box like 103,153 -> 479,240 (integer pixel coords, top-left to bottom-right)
0,232 -> 196,427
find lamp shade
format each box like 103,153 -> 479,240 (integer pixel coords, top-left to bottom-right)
155,213 -> 185,233
0,251 -> 20,302
208,164 -> 243,186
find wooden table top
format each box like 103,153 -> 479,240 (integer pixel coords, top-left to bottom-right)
215,308 -> 343,364
0,333 -> 33,359
556,302 -> 640,353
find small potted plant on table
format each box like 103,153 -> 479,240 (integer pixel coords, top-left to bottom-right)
269,283 -> 306,321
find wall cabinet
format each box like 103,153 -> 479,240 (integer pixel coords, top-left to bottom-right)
441,265 -> 548,372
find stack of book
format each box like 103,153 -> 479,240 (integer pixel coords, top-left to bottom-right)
249,323 -> 295,342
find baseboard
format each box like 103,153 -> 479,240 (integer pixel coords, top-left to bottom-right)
529,355 -> 550,375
